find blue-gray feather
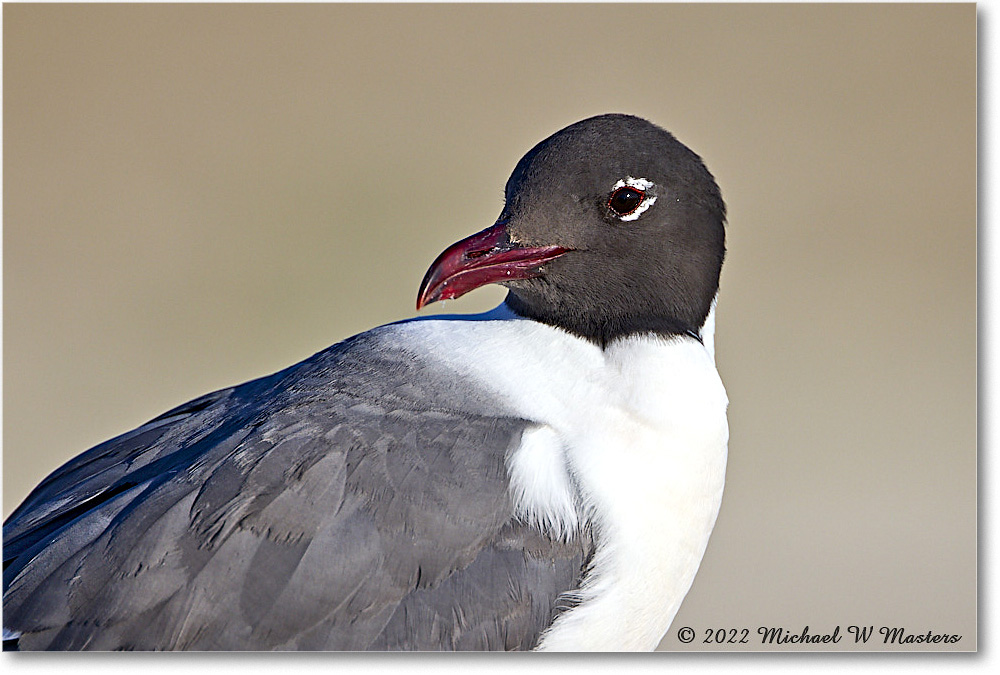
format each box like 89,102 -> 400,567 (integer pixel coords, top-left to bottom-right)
3,326 -> 592,650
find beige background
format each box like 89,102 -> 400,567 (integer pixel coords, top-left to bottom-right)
2,4 -> 976,651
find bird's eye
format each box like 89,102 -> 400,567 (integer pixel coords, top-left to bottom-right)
608,186 -> 645,216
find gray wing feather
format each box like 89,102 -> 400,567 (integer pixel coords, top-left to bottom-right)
3,328 -> 591,650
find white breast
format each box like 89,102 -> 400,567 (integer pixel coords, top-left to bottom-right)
391,303 -> 729,651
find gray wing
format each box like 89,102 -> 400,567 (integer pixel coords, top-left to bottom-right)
3,328 -> 592,650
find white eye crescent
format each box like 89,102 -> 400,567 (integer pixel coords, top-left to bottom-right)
609,177 -> 658,221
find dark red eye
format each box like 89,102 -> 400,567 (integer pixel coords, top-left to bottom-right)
608,186 -> 645,216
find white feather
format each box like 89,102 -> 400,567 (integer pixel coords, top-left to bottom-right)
506,426 -> 580,540
390,300 -> 728,651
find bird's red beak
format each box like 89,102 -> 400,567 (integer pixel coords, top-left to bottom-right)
416,222 -> 570,310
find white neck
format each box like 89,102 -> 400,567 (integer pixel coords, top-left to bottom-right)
534,330 -> 728,651
392,303 -> 729,651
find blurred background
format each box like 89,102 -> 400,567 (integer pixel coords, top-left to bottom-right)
3,4 -> 976,651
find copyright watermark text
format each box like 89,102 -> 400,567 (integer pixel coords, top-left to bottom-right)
676,625 -> 963,646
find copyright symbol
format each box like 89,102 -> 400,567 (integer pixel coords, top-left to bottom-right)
677,626 -> 695,643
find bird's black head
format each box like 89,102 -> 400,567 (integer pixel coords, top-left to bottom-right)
417,114 -> 726,347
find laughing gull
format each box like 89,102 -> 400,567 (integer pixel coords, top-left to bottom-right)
3,114 -> 728,651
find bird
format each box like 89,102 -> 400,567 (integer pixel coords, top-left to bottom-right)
2,113 -> 729,651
